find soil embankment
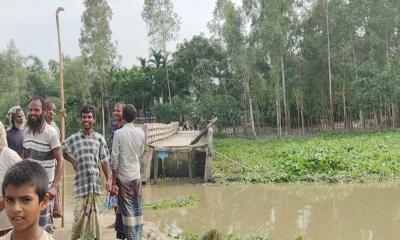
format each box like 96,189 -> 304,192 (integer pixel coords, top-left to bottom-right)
54,210 -> 170,240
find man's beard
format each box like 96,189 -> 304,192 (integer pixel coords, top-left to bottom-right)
14,121 -> 25,130
27,114 -> 45,131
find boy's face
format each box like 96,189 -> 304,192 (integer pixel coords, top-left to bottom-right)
4,184 -> 48,232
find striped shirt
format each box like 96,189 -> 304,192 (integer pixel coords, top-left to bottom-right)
62,130 -> 110,197
23,123 -> 61,187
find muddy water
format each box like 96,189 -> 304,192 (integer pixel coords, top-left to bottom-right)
62,165 -> 400,239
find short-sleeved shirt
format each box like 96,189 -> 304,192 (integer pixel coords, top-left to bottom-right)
62,130 -> 109,197
6,127 -> 24,156
0,147 -> 22,231
23,123 -> 61,186
49,121 -> 60,137
111,123 -> 144,182
0,229 -> 54,240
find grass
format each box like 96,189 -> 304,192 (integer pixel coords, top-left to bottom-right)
213,130 -> 400,184
144,194 -> 200,210
174,229 -> 303,240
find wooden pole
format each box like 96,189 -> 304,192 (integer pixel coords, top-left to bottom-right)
56,6 -> 65,228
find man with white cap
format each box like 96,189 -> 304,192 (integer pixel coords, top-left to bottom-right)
6,106 -> 25,156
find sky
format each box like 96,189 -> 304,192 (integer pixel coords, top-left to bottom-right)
0,0 -> 238,67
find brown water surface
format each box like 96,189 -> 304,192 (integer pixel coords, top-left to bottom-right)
61,165 -> 400,239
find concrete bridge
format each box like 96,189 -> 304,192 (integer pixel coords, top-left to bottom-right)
138,121 -> 214,184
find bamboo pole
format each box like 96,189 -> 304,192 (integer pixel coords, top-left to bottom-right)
56,6 -> 65,228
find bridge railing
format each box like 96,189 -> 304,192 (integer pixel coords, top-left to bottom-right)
142,122 -> 179,145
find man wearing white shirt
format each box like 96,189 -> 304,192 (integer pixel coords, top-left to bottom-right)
0,121 -> 21,236
111,104 -> 144,240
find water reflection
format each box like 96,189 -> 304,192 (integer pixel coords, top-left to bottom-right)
142,182 -> 400,239
63,165 -> 400,239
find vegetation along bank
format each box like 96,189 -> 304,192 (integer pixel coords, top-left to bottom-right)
213,131 -> 400,184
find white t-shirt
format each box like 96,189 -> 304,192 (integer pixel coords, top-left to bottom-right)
0,229 -> 54,240
0,147 -> 22,231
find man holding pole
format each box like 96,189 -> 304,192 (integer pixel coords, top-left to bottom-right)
45,99 -> 63,219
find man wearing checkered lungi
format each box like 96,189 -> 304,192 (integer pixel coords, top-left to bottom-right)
111,104 -> 144,240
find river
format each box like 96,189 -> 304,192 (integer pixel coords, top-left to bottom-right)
60,164 -> 400,240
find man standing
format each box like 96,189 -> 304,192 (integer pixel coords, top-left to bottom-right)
112,101 -> 126,137
111,104 -> 144,240
107,101 -> 126,229
45,99 -> 63,219
45,100 -> 60,136
0,121 -> 22,237
22,96 -> 64,234
6,106 -> 26,156
62,104 -> 111,240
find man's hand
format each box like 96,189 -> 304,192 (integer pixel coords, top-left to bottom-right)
110,184 -> 119,195
64,153 -> 77,171
60,109 -> 67,119
105,179 -> 112,192
48,186 -> 58,200
71,161 -> 77,171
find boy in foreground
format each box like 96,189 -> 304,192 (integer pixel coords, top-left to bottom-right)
0,161 -> 52,240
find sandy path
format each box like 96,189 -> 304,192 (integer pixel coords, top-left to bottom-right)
53,209 -> 116,239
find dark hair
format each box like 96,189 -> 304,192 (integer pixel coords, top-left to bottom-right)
30,96 -> 47,111
123,104 -> 137,123
80,104 -> 96,118
2,161 -> 49,202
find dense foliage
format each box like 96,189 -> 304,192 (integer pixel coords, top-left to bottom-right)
213,131 -> 400,183
1,0 -> 399,139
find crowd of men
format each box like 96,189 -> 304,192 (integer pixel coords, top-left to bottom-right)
0,97 -> 145,240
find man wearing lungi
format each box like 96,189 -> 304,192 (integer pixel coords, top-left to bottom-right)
62,104 -> 112,240
22,96 -> 64,234
45,99 -> 62,219
111,104 -> 144,240
107,101 -> 126,229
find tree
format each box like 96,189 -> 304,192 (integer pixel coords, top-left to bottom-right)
173,35 -> 226,99
25,56 -> 57,98
209,0 -> 258,138
243,0 -> 298,136
79,0 -> 118,136
324,0 -> 334,130
0,40 -> 27,107
142,0 -> 181,104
